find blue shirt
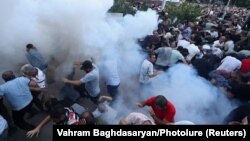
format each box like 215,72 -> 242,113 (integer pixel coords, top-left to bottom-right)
26,49 -> 47,70
0,115 -> 7,135
0,77 -> 33,111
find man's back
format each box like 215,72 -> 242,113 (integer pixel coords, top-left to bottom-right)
26,49 -> 47,70
139,59 -> 153,84
80,65 -> 100,97
154,47 -> 172,67
0,77 -> 32,111
102,60 -> 120,86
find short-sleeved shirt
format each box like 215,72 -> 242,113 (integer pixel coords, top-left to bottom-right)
0,77 -> 33,111
145,96 -> 176,123
240,59 -> 250,73
217,56 -> 242,73
101,60 -> 120,86
212,40 -> 224,49
183,44 -> 200,61
26,49 -> 47,70
80,64 -> 100,97
177,40 -> 190,48
139,60 -> 154,84
169,50 -> 185,66
154,47 -> 172,67
31,67 -> 46,88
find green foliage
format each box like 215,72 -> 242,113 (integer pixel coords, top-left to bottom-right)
222,0 -> 250,7
166,2 -> 202,23
108,0 -> 149,15
109,0 -> 202,24
109,0 -> 136,15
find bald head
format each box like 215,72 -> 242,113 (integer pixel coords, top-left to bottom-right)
219,36 -> 226,43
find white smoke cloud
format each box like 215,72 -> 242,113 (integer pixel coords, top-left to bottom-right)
0,0 -> 238,125
0,0 -> 158,73
0,0 -> 159,121
152,64 -> 237,124
1,0 -> 236,125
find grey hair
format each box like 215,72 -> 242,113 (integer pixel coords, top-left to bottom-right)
20,64 -> 35,74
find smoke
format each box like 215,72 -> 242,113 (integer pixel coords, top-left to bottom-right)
112,64 -> 237,125
0,0 -> 237,125
0,0 -> 159,121
151,64 -> 237,124
0,0 -> 158,72
0,0 -> 238,125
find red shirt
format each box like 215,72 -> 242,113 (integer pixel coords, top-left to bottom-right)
145,96 -> 176,122
240,59 -> 250,73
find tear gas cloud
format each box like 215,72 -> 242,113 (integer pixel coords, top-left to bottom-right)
0,0 -> 158,74
152,64 -> 237,124
0,0 -> 158,119
0,0 -> 234,124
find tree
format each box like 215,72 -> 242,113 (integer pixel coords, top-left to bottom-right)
108,0 -> 149,15
222,0 -> 250,7
109,0 -> 136,15
166,2 -> 203,23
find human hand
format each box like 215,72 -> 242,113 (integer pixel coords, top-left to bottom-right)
136,103 -> 144,108
62,77 -> 69,83
26,128 -> 40,138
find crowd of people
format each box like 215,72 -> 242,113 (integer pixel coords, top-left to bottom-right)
0,2 -> 250,141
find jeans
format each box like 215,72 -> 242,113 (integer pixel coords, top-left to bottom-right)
107,84 -> 119,100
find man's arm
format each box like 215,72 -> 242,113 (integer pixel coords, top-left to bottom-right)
63,78 -> 81,86
98,96 -> 112,103
149,110 -> 171,125
26,115 -> 51,138
136,101 -> 146,108
29,87 -> 47,92
148,70 -> 162,78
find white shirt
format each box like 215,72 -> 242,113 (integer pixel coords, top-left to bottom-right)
169,50 -> 185,66
202,44 -> 211,50
183,44 -> 200,61
177,39 -> 190,48
217,56 -> 242,72
238,50 -> 250,56
154,47 -> 172,67
236,25 -> 242,34
31,67 -> 46,88
80,64 -> 100,97
212,47 -> 223,58
209,10 -> 214,15
177,34 -> 183,41
164,32 -> 173,39
101,60 -> 120,86
210,31 -> 219,38
212,40 -> 224,49
139,59 -> 154,84
224,40 -> 235,54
